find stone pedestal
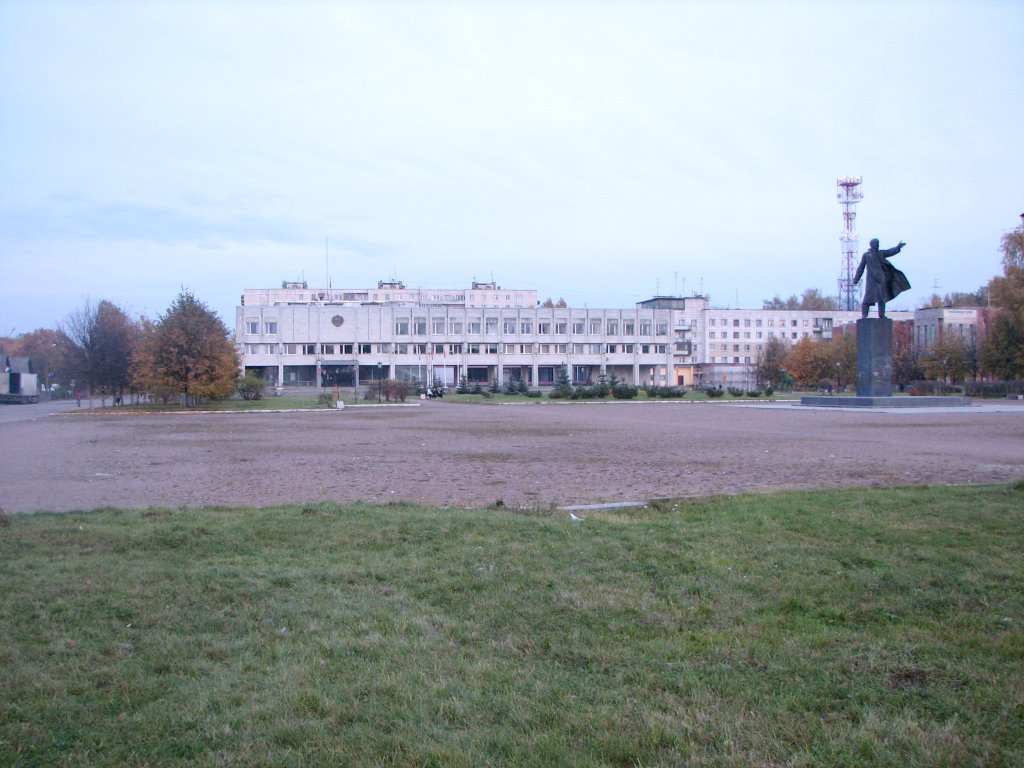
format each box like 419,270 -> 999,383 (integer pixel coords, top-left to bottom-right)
856,318 -> 892,397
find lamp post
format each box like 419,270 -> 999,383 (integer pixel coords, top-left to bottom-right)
377,361 -> 382,403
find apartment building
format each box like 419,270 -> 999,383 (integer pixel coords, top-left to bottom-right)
237,281 -> 912,390
912,306 -> 999,351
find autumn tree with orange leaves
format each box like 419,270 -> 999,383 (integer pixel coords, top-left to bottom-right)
133,291 -> 238,406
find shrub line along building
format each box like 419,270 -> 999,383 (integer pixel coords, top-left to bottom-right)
236,280 -> 922,391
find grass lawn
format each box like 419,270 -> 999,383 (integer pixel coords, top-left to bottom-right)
2,485 -> 1022,767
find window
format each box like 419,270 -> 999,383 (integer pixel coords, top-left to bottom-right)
284,344 -> 297,354
590,319 -> 602,334
302,344 -> 317,355
413,318 -> 427,335
709,319 -> 716,326
264,321 -> 278,334
623,344 -> 634,353
320,344 -> 334,354
573,320 -> 585,334
555,321 -> 568,335
791,319 -> 798,327
359,344 -> 372,354
433,344 -> 445,354
246,320 -> 259,335
641,345 -> 650,354
539,344 -> 550,353
450,321 -> 463,334
449,344 -> 462,354
733,345 -> 740,352
468,320 -> 481,334
709,332 -> 716,339
606,344 -> 618,353
504,319 -> 517,334
395,319 -> 409,335
520,321 -> 533,334
486,344 -> 499,354
573,344 -> 585,354
733,319 -> 740,327
538,322 -> 551,335
467,343 -> 480,354
623,321 -> 635,335
744,319 -> 751,327
791,332 -> 798,339
756,319 -> 763,327
640,322 -> 652,336
413,344 -> 427,354
432,318 -> 445,334
377,344 -> 390,354
656,323 -> 668,336
521,344 -> 535,354
539,367 -> 555,384
607,321 -> 618,335
505,344 -> 518,353
590,344 -> 602,354
733,332 -> 740,339
394,344 -> 407,354
756,332 -> 763,339
245,344 -> 259,354
744,332 -> 751,339
485,317 -> 498,334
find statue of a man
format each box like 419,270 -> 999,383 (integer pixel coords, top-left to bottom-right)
854,238 -> 910,318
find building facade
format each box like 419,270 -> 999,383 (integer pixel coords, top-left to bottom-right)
237,281 -> 913,390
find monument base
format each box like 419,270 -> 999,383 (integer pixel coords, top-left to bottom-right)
857,317 -> 893,397
800,396 -> 973,408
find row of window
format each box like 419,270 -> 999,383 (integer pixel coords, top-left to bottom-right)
709,318 -> 814,328
710,330 -> 809,340
245,318 -> 671,337
243,343 -> 671,356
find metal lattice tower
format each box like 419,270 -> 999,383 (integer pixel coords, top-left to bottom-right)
836,176 -> 863,311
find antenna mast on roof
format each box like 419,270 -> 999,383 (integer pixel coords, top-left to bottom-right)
837,176 -> 863,311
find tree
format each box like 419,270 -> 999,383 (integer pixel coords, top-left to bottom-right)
892,321 -> 921,389
762,288 -> 838,311
754,337 -> 788,388
784,337 -> 834,389
922,334 -> 974,384
135,291 -> 238,406
541,297 -> 568,308
980,224 -> 1024,378
831,333 -> 857,390
60,299 -> 138,401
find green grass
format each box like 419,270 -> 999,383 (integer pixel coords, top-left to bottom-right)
2,485 -> 1022,766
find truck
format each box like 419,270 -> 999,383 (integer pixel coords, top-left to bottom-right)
1,357 -> 40,404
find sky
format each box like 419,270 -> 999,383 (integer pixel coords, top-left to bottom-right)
2,0 -> 1022,334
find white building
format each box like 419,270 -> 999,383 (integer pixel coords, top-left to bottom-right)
236,281 -> 912,390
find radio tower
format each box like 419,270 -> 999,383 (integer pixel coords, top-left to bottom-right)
836,176 -> 863,311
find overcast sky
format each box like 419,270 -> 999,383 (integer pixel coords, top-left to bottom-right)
2,0 -> 1022,334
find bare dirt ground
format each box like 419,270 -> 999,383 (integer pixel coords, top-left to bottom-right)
2,400 -> 1023,514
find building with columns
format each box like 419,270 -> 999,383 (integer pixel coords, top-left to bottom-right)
236,280 -> 913,391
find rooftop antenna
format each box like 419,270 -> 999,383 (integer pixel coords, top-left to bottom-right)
837,176 -> 863,311
325,237 -> 330,289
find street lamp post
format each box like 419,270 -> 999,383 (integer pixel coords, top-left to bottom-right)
377,362 -> 382,403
